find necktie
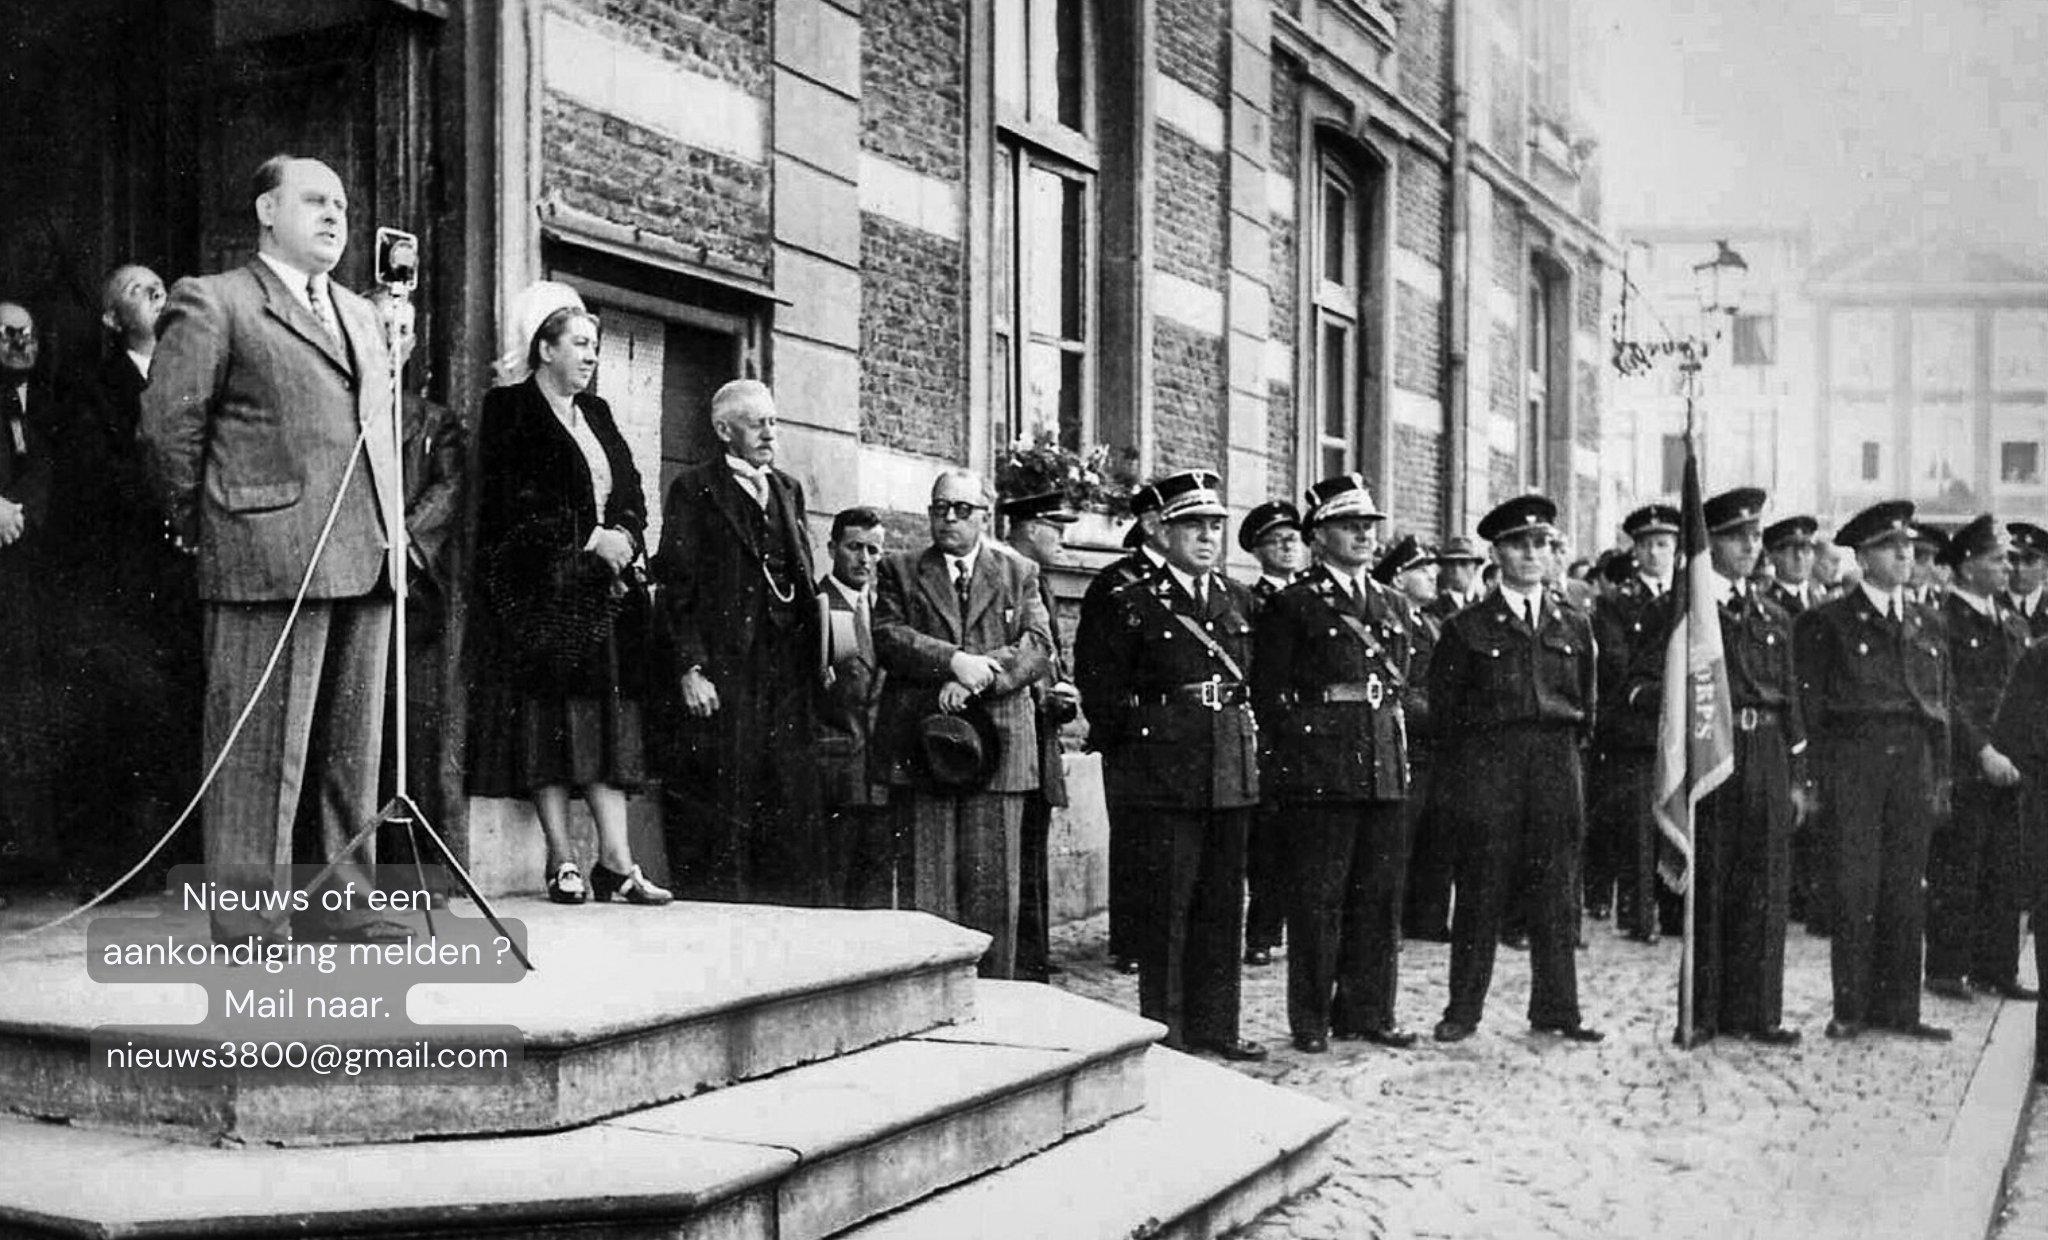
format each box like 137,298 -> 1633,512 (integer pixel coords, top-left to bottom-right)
307,276 -> 341,345
954,559 -> 972,619
1195,574 -> 1209,612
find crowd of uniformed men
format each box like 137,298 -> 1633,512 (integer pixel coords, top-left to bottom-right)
1057,465 -> 2048,1067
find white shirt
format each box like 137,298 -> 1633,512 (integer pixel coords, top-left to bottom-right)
1166,563 -> 1211,605
945,541 -> 983,592
726,454 -> 771,508
1951,586 -> 1995,618
1500,581 -> 1544,626
1257,573 -> 1292,594
2014,587 -> 2044,618
1640,574 -> 1671,598
126,349 -> 152,381
540,388 -> 613,528
257,252 -> 325,316
1860,580 -> 1905,620
1324,564 -> 1371,601
1139,544 -> 1166,569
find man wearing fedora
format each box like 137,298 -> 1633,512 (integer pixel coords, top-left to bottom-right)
1075,481 -> 1165,974
1796,500 -> 1954,1042
1079,470 -> 1264,1060
1239,498 -> 1305,966
1430,535 -> 1485,619
1626,489 -> 1806,1046
1253,476 -> 1419,1053
1924,514 -> 2034,1003
1431,494 -> 1602,1044
873,469 -> 1052,978
1591,503 -> 1683,943
999,488 -> 1083,981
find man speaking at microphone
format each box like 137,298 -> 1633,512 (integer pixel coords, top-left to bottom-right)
142,154 -> 401,947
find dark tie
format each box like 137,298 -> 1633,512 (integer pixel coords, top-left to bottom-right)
954,559 -> 972,620
1194,574 -> 1208,613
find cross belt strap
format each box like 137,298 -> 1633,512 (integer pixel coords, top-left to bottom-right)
1146,595 -> 1249,683
1331,610 -> 1403,687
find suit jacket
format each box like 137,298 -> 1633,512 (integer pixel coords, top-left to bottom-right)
1429,586 -> 1596,749
1083,569 -> 1260,810
0,375 -> 54,565
402,391 -> 467,610
1998,590 -> 2048,646
817,575 -> 888,808
652,456 -> 818,682
140,260 -> 397,601
1251,565 -> 1414,802
872,541 -> 1053,793
1942,592 -> 2029,776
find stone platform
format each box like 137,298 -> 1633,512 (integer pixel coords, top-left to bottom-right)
0,896 -> 1343,1238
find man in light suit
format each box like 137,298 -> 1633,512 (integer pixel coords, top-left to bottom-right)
653,379 -> 822,906
817,506 -> 895,909
141,155 -> 400,946
873,469 -> 1053,978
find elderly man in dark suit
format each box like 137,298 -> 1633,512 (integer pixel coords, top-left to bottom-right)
817,506 -> 895,909
653,379 -> 822,906
0,300 -> 56,869
873,469 -> 1052,978
140,155 -> 401,946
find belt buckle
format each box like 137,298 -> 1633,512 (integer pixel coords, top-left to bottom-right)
1738,706 -> 1759,732
1200,677 -> 1224,711
1365,673 -> 1385,710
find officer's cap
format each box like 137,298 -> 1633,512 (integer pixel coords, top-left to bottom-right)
1436,534 -> 1485,563
1623,503 -> 1682,540
1302,473 -> 1386,527
1835,500 -> 1917,550
1702,487 -> 1767,535
1940,514 -> 2004,568
1911,523 -> 1948,560
998,491 -> 1079,524
1238,500 -> 1303,553
1155,470 -> 1228,523
2010,522 -> 2048,560
1371,534 -> 1434,585
1762,515 -> 1818,550
1478,494 -> 1560,543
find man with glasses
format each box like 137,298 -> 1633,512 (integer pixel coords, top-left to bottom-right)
873,470 -> 1052,978
654,379 -> 823,905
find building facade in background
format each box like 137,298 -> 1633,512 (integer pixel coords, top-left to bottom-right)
1606,228 -> 1818,540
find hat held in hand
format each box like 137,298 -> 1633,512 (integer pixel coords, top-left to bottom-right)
915,698 -> 1001,792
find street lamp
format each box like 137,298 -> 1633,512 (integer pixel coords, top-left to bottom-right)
1692,239 -> 1750,322
1611,239 -> 1749,378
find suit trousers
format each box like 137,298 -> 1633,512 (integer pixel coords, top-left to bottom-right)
1140,806 -> 1250,1047
1591,749 -> 1656,935
1926,776 -> 2027,987
203,595 -> 391,943
1104,774 -> 1154,961
1286,800 -> 1407,1039
907,791 -> 1024,979
825,802 -> 902,910
1244,796 -> 1288,951
1401,763 -> 1452,939
1820,722 -> 1936,1029
1441,726 -> 1585,1029
1017,793 -> 1054,973
1689,721 -> 1793,1035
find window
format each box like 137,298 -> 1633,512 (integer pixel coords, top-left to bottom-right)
1861,441 -> 1881,482
994,0 -> 1096,450
1308,148 -> 1382,480
1525,259 -> 1566,491
2003,442 -> 2041,485
1732,313 -> 1776,366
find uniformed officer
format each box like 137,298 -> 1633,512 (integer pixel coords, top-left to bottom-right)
1075,481 -> 1165,974
1590,504 -> 1680,942
1627,488 -> 1807,1046
1240,498 -> 1306,966
1925,514 -> 2035,1001
1081,469 -> 1265,1060
1431,494 -> 1602,1044
1408,534 -> 1483,941
2002,522 -> 2048,644
1763,516 -> 1822,615
1796,499 -> 1954,1042
1376,534 -> 1446,946
1988,634 -> 2048,1080
1253,477 -> 1418,1053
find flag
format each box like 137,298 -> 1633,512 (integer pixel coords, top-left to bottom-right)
1651,441 -> 1735,894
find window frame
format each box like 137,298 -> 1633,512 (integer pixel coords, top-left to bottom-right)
1301,137 -> 1386,489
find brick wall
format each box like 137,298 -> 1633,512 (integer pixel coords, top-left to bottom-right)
1156,128 -> 1228,286
1391,424 -> 1444,537
860,0 -> 965,179
541,94 -> 773,281
1398,0 -> 1450,129
1154,320 -> 1226,472
1490,196 -> 1524,297
1489,448 -> 1519,505
1396,148 -> 1447,261
1268,59 -> 1302,496
1394,282 -> 1442,398
567,0 -> 767,91
1488,318 -> 1519,419
859,216 -> 965,459
1487,41 -> 1524,161
1158,0 -> 1230,100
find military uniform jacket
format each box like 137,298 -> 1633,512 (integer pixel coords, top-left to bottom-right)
1793,588 -> 1951,752
1944,592 -> 2029,777
1252,566 -> 1413,803
1766,579 -> 1817,616
1591,576 -> 1663,752
1997,591 -> 2048,646
1086,570 -> 1260,810
1075,548 -> 1163,752
1428,586 -> 1596,748
1625,582 -> 1809,763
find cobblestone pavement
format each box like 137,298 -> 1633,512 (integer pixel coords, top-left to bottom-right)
1995,1067 -> 2048,1240
1050,912 -> 2020,1240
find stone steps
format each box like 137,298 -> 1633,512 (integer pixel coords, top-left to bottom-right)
0,982 -> 1163,1239
840,1045 -> 1346,1240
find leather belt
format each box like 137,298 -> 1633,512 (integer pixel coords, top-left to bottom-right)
1125,680 -> 1250,712
1735,705 -> 1780,732
1318,678 -> 1390,708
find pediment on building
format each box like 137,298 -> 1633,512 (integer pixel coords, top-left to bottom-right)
1809,234 -> 2048,298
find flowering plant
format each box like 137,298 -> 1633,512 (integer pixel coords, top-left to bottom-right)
996,426 -> 1141,517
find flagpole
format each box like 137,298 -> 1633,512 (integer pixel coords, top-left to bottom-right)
1676,345 -> 1701,1051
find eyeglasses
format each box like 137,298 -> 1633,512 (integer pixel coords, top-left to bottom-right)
0,327 -> 33,345
928,501 -> 987,521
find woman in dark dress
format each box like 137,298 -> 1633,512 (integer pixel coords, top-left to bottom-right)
470,304 -> 671,905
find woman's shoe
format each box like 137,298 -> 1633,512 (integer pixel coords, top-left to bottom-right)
590,863 -> 673,906
547,862 -> 588,905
